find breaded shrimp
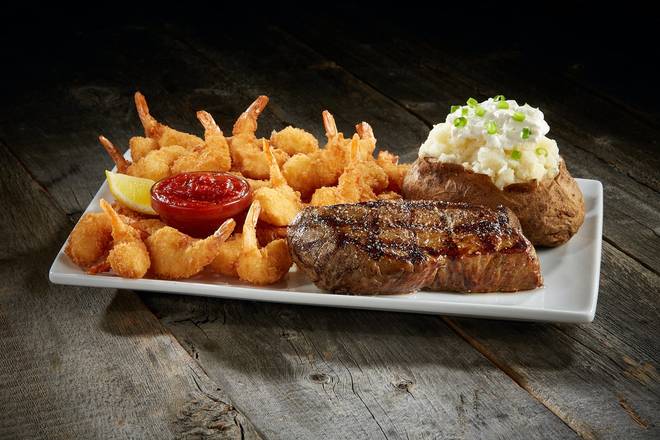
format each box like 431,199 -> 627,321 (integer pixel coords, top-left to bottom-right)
229,96 -> 289,180
100,199 -> 150,279
146,219 -> 236,279
100,135 -> 190,181
236,201 -> 292,285
311,135 -> 381,206
354,121 -> 378,158
170,111 -> 232,174
281,110 -> 346,198
129,136 -> 159,162
350,124 -> 389,193
65,212 -> 112,270
270,126 -> 319,155
129,218 -> 167,238
376,151 -> 411,193
253,140 -> 303,226
134,92 -> 203,148
228,171 -> 271,192
208,233 -> 243,277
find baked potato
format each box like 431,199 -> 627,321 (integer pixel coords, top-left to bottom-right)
402,157 -> 585,247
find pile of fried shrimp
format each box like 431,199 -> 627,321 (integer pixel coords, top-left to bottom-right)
65,92 -> 411,285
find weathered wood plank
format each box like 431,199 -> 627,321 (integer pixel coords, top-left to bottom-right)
278,24 -> 660,274
0,140 -> 260,439
144,295 -> 578,440
446,242 -> 660,439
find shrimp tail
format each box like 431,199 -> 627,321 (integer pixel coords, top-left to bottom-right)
356,121 -> 376,144
232,95 -> 269,136
134,92 -> 160,138
196,110 -> 223,137
263,139 -> 287,187
87,260 -> 111,274
322,110 -> 337,139
99,198 -> 127,235
242,200 -> 261,251
213,218 -> 236,242
350,134 -> 360,164
99,135 -> 131,173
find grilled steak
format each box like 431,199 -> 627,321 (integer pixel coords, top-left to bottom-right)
287,200 -> 542,294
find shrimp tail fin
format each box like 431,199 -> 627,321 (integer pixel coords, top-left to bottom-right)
213,218 -> 236,242
263,139 -> 287,187
350,134 -> 360,164
232,95 -> 269,136
99,199 -> 128,237
356,121 -> 376,144
196,110 -> 223,137
322,110 -> 337,139
134,92 -> 160,138
242,201 -> 261,250
99,135 -> 131,173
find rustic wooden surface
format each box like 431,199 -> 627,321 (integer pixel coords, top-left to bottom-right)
1,14 -> 658,440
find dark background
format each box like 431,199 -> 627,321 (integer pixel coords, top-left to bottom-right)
2,3 -> 655,114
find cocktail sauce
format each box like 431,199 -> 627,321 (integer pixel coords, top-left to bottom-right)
151,172 -> 252,237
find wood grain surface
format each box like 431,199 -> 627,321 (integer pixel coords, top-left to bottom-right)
1,14 -> 657,440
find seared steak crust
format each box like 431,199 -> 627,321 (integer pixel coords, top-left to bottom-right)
288,200 -> 542,294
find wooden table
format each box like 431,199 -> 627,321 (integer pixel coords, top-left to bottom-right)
1,15 -> 658,440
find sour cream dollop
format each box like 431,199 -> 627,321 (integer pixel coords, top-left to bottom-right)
419,97 -> 560,189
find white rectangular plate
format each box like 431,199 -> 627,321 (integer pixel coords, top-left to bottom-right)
50,179 -> 603,323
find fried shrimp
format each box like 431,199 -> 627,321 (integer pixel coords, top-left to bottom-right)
237,201 -> 292,285
355,121 -> 378,158
100,135 -> 189,181
281,110 -> 347,198
228,171 -> 271,192
376,151 -> 411,193
134,92 -> 203,148
100,199 -> 150,279
229,96 -> 289,180
170,111 -> 232,174
270,126 -> 319,155
129,136 -> 159,162
311,135 -> 381,206
208,233 -> 243,277
65,212 -> 112,270
146,219 -> 236,279
129,218 -> 167,238
253,140 -> 303,226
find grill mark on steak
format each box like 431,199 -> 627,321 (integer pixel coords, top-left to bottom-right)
288,200 -> 543,295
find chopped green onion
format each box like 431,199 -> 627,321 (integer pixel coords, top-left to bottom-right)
467,97 -> 478,107
497,101 -> 509,109
511,150 -> 522,160
475,105 -> 486,117
461,107 -> 469,115
486,121 -> 498,134
512,111 -> 526,122
535,147 -> 548,156
453,117 -> 468,127
521,127 -> 532,139
494,95 -> 506,102
450,105 -> 461,113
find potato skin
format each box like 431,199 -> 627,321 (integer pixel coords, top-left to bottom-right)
402,157 -> 585,247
